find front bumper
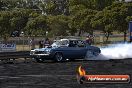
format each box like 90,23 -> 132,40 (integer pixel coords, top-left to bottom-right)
30,53 -> 53,59
30,54 -> 50,56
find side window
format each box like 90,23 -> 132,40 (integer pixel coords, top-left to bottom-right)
77,41 -> 85,47
61,40 -> 68,46
68,41 -> 76,47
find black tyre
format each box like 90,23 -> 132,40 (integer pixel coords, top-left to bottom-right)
85,51 -> 94,58
54,53 -> 63,62
35,58 -> 42,63
93,51 -> 99,56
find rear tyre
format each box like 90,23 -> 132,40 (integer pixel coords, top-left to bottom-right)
93,51 -> 99,56
85,50 -> 100,60
85,51 -> 94,58
54,53 -> 63,62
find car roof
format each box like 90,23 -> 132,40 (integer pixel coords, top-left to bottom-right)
61,38 -> 81,41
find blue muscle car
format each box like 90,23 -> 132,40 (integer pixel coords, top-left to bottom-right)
30,39 -> 101,62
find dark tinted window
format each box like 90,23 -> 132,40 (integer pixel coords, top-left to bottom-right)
77,41 -> 85,47
68,40 -> 77,47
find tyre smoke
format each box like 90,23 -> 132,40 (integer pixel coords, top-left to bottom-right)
85,43 -> 132,60
100,43 -> 132,60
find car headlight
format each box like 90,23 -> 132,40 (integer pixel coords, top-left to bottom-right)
30,51 -> 35,55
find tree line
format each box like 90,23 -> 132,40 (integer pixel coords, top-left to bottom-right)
0,0 -> 132,42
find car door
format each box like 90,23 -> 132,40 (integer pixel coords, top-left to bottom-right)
60,40 -> 86,59
75,40 -> 87,58
66,40 -> 87,59
66,40 -> 79,58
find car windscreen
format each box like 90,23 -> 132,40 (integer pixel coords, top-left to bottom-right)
51,40 -> 69,47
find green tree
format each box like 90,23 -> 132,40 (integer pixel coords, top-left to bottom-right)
68,0 -> 116,37
69,9 -> 97,36
94,0 -> 115,10
106,2 -> 130,42
10,9 -> 31,34
91,2 -> 132,42
39,0 -> 68,15
69,0 -> 115,11
47,15 -> 70,36
0,11 -> 12,41
25,15 -> 48,36
91,9 -> 115,42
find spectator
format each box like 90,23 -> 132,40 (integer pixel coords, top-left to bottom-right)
68,41 -> 74,47
43,38 -> 51,48
30,38 -> 35,49
85,35 -> 92,45
39,40 -> 43,48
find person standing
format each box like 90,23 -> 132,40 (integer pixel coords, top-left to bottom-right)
30,38 -> 35,49
43,38 -> 50,48
39,40 -> 43,48
85,35 -> 92,45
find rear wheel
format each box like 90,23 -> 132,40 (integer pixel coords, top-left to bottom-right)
85,51 -> 94,58
54,53 -> 63,62
93,51 -> 99,56
85,51 -> 100,60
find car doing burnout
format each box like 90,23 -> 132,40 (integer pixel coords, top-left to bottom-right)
30,39 -> 101,62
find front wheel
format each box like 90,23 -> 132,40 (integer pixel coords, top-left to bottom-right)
54,53 -> 64,62
35,58 -> 43,63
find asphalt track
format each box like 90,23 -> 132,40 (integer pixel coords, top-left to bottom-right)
0,59 -> 131,88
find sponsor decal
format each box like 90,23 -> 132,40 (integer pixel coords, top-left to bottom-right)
77,66 -> 130,84
0,44 -> 16,52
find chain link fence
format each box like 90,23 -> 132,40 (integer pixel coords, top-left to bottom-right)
0,35 -> 128,51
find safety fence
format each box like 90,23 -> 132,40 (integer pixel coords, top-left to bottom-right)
0,35 -> 128,51
0,51 -> 30,62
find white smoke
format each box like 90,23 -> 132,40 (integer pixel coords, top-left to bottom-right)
86,43 -> 132,60
100,43 -> 132,60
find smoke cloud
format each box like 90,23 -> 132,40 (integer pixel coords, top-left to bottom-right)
100,43 -> 132,59
86,43 -> 132,60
